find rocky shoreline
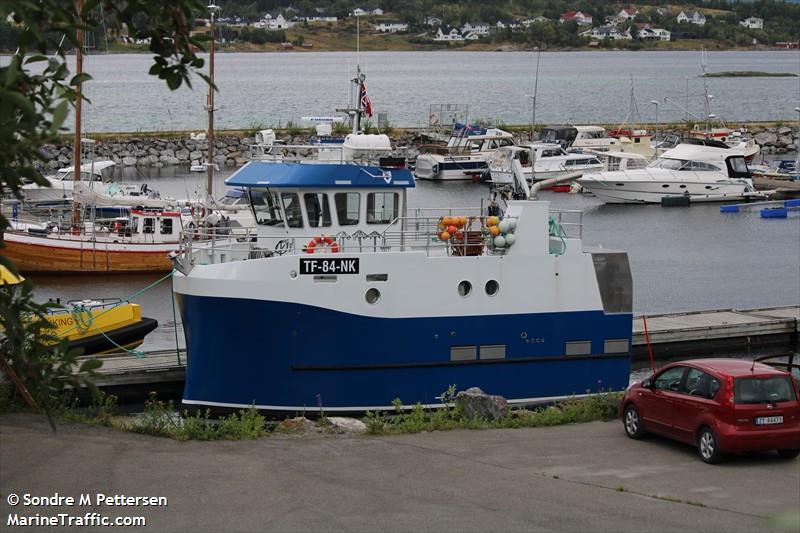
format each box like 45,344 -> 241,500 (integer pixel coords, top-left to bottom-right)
38,125 -> 797,170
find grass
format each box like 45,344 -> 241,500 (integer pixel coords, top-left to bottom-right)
364,389 -> 623,436
38,389 -> 624,441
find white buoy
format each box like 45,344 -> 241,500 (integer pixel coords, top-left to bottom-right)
498,220 -> 510,233
508,219 -> 517,231
494,235 -> 506,248
505,233 -> 516,246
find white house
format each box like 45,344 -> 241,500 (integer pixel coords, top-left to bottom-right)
560,11 -> 593,26
375,22 -> 408,33
739,17 -> 764,30
617,8 -> 639,21
656,7 -> 668,16
462,21 -> 491,35
371,8 -> 384,16
255,13 -> 295,29
677,11 -> 706,26
523,16 -> 549,26
590,25 -> 632,40
424,16 -> 442,27
434,26 -> 464,41
351,8 -> 367,17
305,16 -> 338,23
638,27 -> 671,41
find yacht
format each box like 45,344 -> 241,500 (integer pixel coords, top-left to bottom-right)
576,142 -> 765,204
414,126 -> 516,180
487,143 -> 604,183
538,126 -> 621,153
21,160 -> 116,205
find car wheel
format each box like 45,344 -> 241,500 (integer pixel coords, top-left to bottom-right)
777,449 -> 800,459
623,404 -> 645,439
697,427 -> 723,464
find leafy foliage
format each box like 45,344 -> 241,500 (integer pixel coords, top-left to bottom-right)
0,0 -> 209,424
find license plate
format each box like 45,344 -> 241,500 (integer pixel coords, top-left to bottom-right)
755,416 -> 783,425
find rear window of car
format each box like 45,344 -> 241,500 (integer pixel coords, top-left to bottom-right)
734,376 -> 797,404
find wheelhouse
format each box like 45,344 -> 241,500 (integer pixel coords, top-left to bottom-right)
225,162 -> 416,237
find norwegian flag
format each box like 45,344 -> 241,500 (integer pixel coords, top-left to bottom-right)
359,79 -> 373,117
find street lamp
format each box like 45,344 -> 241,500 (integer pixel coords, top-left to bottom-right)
649,100 -> 659,144
525,94 -> 536,140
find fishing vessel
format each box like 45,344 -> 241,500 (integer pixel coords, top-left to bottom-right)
171,158 -> 633,414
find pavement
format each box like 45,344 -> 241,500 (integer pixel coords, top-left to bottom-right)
1,413 -> 798,532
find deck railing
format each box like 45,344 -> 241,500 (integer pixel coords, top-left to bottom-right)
177,208 -> 584,270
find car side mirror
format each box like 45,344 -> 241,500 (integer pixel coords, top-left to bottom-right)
641,378 -> 652,389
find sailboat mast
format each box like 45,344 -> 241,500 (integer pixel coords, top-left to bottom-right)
206,3 -> 219,202
72,0 -> 84,228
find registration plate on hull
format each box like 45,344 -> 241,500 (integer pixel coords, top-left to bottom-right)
755,416 -> 783,425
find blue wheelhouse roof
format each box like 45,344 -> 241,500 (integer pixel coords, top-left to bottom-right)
225,162 -> 415,189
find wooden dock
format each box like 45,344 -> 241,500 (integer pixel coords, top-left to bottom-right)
82,305 -> 799,399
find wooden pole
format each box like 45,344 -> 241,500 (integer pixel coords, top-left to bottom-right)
0,354 -> 39,410
72,0 -> 84,229
206,4 -> 218,203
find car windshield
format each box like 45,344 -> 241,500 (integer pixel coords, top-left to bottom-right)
734,376 -> 796,404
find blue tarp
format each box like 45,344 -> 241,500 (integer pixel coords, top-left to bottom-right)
225,162 -> 415,189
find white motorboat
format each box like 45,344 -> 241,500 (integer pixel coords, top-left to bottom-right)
538,126 -> 621,153
577,142 -> 767,204
21,160 -> 116,205
414,126 -> 516,180
72,181 -> 174,208
488,143 -> 604,183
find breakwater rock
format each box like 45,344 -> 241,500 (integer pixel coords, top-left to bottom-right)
38,125 -> 796,170
39,131 -> 424,170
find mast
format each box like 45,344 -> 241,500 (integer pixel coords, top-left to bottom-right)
206,2 -> 220,202
72,0 -> 84,228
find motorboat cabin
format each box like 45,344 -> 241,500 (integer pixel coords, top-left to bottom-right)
488,143 -> 604,184
415,126 -> 517,180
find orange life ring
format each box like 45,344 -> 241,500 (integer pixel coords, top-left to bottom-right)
191,205 -> 206,219
306,235 -> 339,254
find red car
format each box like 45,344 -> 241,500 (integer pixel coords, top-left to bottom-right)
621,359 -> 800,463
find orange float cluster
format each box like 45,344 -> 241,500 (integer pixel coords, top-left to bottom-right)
438,216 -> 469,242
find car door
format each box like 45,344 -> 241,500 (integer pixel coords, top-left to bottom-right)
637,365 -> 688,437
670,367 -> 720,444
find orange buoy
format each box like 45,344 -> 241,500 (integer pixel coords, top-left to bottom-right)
489,226 -> 500,237
440,231 -> 451,241
447,224 -> 458,234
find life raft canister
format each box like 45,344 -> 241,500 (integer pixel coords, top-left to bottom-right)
306,235 -> 339,254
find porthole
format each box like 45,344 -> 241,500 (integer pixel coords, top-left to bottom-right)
679,185 -> 687,189
289,270 -> 298,279
615,183 -> 625,187
705,186 -> 712,190
661,184 -> 669,188
485,280 -> 499,296
458,280 -> 472,297
365,288 -> 381,304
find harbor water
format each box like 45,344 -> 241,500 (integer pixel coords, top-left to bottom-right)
26,167 -> 800,353
2,50 -> 798,131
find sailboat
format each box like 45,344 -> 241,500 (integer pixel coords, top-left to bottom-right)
1,2 -> 224,273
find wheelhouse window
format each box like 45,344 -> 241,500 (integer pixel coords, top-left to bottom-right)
689,161 -> 721,171
281,193 -> 303,228
335,193 -> 360,226
160,218 -> 173,235
250,188 -> 285,226
303,193 -> 331,228
143,218 -> 155,234
367,192 -> 399,224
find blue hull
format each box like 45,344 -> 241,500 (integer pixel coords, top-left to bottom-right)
178,294 -> 632,412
